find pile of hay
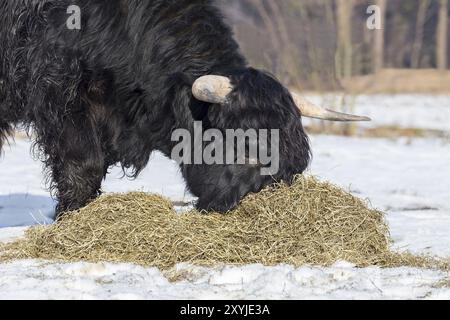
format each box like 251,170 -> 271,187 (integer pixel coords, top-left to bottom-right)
435,279 -> 450,288
1,176 -> 448,270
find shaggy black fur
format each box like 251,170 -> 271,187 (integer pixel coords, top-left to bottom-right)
0,0 -> 311,216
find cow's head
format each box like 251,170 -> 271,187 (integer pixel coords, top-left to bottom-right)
181,68 -> 370,212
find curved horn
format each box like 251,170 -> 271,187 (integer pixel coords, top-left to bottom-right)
192,75 -> 371,122
192,75 -> 233,104
290,93 -> 371,122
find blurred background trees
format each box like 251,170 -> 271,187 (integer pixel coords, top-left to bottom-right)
437,0 -> 448,70
218,0 -> 450,91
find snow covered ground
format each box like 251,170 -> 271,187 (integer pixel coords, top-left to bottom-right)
0,95 -> 449,299
305,94 -> 450,132
0,260 -> 448,300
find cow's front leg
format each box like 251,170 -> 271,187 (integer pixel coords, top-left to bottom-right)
44,118 -> 107,219
53,154 -> 105,219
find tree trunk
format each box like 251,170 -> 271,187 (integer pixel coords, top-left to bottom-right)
336,0 -> 354,80
373,0 -> 387,73
437,0 -> 448,70
411,0 -> 430,68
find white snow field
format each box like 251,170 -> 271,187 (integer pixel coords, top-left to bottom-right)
0,95 -> 449,300
305,94 -> 450,132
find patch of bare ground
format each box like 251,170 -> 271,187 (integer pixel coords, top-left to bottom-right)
342,69 -> 450,94
305,124 -> 449,139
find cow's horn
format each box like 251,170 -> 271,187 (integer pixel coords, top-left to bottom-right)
192,75 -> 371,122
290,93 -> 371,122
192,75 -> 233,104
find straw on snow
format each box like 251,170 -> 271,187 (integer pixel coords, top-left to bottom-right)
1,176 -> 448,270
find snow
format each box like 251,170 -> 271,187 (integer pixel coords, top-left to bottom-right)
0,95 -> 449,299
310,135 -> 450,257
0,260 -> 448,300
305,94 -> 450,132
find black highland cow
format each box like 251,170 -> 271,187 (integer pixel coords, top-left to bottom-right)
0,0 -> 368,217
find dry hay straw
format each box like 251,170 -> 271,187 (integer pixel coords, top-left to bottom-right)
1,176 -> 448,271
434,279 -> 450,288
